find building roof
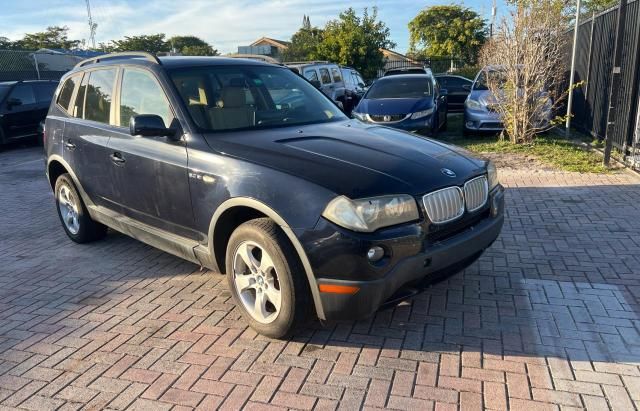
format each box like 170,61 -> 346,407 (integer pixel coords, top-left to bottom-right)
250,37 -> 290,49
380,48 -> 419,63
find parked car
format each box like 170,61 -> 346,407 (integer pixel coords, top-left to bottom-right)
435,74 -> 473,113
464,66 -> 552,135
340,66 -> 367,114
0,80 -> 58,145
45,52 -> 504,338
384,66 -> 430,76
352,74 -> 448,135
286,61 -> 346,109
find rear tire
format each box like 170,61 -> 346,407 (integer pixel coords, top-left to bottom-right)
226,218 -> 309,338
54,173 -> 107,243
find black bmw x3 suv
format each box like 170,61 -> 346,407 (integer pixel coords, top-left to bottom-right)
44,52 -> 504,338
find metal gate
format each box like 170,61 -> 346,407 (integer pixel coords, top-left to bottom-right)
631,96 -> 640,170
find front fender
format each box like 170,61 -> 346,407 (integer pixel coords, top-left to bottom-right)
208,197 -> 326,320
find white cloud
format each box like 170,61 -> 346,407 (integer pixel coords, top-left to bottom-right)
0,0 -> 503,54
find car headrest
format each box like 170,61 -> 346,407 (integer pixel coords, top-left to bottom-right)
219,87 -> 246,108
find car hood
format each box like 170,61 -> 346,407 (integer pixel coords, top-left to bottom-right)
468,90 -> 498,105
356,98 -> 432,116
203,120 -> 486,198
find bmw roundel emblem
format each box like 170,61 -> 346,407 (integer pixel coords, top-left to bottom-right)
441,168 -> 456,178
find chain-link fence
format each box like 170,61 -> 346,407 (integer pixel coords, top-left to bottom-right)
0,50 -> 83,82
375,57 -> 471,78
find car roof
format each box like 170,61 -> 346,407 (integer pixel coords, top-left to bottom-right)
0,80 -> 57,86
376,74 -> 432,81
158,56 -> 275,68
73,55 -> 277,72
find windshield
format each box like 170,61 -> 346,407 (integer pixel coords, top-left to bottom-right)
473,70 -> 507,90
365,77 -> 432,99
0,85 -> 11,101
170,65 -> 346,131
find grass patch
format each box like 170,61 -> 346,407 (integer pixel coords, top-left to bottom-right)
440,114 -> 608,173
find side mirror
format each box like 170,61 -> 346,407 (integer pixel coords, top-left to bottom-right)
357,82 -> 366,88
6,98 -> 22,109
462,84 -> 471,91
310,79 -> 321,89
129,115 -> 177,140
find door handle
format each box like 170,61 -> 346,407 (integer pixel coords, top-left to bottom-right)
110,152 -> 125,164
64,140 -> 76,150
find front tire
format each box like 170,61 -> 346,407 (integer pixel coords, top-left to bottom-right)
54,173 -> 107,243
226,218 -> 309,338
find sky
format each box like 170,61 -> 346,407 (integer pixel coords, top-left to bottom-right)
0,0 -> 507,55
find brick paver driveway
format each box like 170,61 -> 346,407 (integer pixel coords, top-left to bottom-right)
1,146 -> 640,410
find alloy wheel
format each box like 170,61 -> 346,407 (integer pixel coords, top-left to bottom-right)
58,184 -> 80,235
232,241 -> 282,324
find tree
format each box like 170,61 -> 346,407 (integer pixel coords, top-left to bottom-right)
582,0 -> 617,14
408,5 -> 486,64
282,18 -> 323,62
480,0 -> 572,144
0,37 -> 14,49
111,34 -> 170,53
13,26 -> 80,50
168,36 -> 218,56
315,8 -> 395,79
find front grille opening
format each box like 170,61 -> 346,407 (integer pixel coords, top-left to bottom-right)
427,208 -> 491,243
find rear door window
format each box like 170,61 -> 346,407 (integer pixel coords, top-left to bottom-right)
34,83 -> 58,103
330,67 -> 342,82
319,68 -> 332,84
84,68 -> 116,124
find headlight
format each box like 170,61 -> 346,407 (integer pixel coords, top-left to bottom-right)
410,108 -> 434,120
465,99 -> 483,111
352,111 -> 367,121
487,161 -> 499,190
322,195 -> 419,232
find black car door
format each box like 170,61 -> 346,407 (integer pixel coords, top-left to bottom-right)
107,67 -> 194,237
445,77 -> 472,112
2,83 -> 39,139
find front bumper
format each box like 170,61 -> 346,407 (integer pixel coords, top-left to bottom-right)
464,108 -> 503,132
301,186 -> 505,320
356,114 -> 433,133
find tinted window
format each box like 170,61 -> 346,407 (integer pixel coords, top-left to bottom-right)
436,77 -> 448,88
304,70 -> 318,82
170,65 -> 345,132
34,83 -> 57,103
366,77 -> 433,99
57,76 -> 80,112
9,84 -> 35,105
84,69 -> 116,124
319,68 -> 331,84
330,68 -> 342,82
120,69 -> 173,128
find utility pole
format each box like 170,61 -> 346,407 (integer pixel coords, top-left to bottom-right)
603,0 -> 628,166
490,0 -> 497,37
565,0 -> 581,137
85,0 -> 97,49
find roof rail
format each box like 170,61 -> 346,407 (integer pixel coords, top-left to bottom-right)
283,60 -> 331,65
74,51 -> 161,68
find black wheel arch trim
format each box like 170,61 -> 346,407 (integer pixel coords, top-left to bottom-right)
208,197 -> 326,320
46,155 -> 96,209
